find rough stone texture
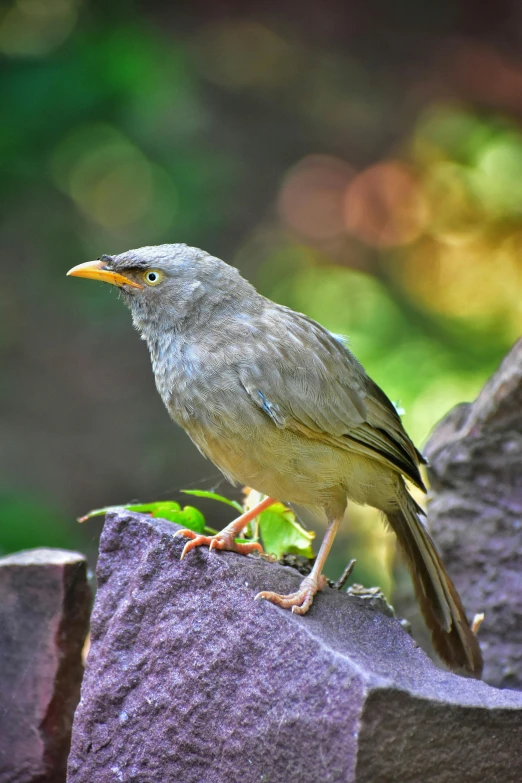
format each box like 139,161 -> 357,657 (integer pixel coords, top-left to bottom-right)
0,548 -> 90,783
425,338 -> 522,690
68,511 -> 522,783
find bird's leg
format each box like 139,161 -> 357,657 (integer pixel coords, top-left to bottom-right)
175,495 -> 276,559
255,513 -> 343,615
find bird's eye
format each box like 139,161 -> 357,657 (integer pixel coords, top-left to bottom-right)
143,269 -> 163,286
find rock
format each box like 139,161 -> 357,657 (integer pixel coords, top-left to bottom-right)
68,511 -> 522,783
425,338 -> 522,689
0,548 -> 90,783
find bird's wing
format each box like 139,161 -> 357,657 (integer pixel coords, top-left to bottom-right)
237,306 -> 426,491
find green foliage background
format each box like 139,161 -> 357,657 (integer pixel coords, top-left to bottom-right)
1,0 -> 521,592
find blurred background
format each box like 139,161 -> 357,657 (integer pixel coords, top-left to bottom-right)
1,1 -> 521,607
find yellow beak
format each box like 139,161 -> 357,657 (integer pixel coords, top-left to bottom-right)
66,259 -> 144,289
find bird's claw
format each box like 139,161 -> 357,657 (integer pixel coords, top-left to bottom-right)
209,537 -> 223,553
255,574 -> 327,615
174,528 -> 263,560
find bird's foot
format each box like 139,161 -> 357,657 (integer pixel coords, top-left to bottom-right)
255,573 -> 327,615
174,528 -> 263,560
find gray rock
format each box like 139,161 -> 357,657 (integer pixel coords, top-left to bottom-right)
0,548 -> 90,783
68,511 -> 522,783
425,338 -> 522,689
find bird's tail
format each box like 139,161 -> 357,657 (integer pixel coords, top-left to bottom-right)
385,482 -> 483,678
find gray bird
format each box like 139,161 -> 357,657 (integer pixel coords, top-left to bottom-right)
67,244 -> 483,677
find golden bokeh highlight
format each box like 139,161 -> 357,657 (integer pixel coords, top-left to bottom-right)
422,162 -> 484,246
399,237 -> 522,338
384,103 -> 522,344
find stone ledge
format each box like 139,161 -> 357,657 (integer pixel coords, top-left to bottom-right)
425,338 -> 522,689
68,511 -> 522,783
0,548 -> 90,783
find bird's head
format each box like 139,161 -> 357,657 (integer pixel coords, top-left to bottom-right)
67,243 -> 253,337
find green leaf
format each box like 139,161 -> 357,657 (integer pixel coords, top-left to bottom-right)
78,500 -> 206,533
79,500 -> 182,522
258,503 -> 315,559
77,494 -> 313,556
132,501 -> 182,514
161,504 -> 206,533
180,489 -> 243,512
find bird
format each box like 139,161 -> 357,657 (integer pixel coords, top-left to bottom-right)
67,243 -> 483,677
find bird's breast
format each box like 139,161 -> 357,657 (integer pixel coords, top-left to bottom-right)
161,378 -> 351,507
146,330 -> 381,508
